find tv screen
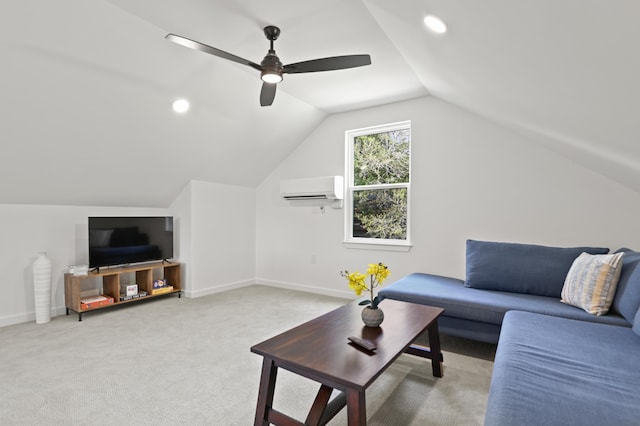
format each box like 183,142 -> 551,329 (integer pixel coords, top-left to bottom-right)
88,216 -> 174,269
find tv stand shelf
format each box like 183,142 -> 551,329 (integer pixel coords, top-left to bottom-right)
64,262 -> 181,321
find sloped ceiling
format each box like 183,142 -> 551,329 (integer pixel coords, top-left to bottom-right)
366,0 -> 640,193
1,0 -> 639,207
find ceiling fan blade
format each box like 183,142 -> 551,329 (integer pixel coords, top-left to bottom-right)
283,54 -> 371,74
165,34 -> 262,71
260,82 -> 277,107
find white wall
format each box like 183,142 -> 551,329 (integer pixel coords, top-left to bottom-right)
0,179 -> 256,327
0,204 -> 169,327
183,180 -> 256,297
169,181 -> 192,296
255,96 -> 640,299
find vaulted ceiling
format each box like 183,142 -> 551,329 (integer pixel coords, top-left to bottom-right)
1,1 -> 639,207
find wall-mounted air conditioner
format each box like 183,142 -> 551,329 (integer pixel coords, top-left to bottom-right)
280,176 -> 344,201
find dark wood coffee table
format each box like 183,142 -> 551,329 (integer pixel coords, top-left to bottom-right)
250,299 -> 444,426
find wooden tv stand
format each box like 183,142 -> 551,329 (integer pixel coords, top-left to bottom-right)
64,262 -> 181,321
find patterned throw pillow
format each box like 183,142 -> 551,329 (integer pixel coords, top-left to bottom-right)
561,252 -> 625,316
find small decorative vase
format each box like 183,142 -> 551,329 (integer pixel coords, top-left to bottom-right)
33,252 -> 52,324
361,306 -> 384,327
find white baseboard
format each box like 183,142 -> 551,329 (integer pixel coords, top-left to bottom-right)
186,278 -> 353,301
0,305 -> 68,328
185,279 -> 255,298
255,278 -> 353,300
0,312 -> 32,328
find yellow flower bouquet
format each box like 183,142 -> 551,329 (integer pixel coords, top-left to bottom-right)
341,262 -> 390,309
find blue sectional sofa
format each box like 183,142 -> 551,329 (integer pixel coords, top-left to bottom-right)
485,310 -> 640,425
379,240 -> 640,425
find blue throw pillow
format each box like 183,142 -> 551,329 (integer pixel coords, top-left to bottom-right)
611,248 -> 640,323
464,240 -> 609,297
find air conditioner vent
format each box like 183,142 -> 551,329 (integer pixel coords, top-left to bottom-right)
280,176 -> 343,201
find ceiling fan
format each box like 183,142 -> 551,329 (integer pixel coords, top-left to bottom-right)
165,26 -> 372,107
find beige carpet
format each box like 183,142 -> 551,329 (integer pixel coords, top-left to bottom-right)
0,285 -> 494,425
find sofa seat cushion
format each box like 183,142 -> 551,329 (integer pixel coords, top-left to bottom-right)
465,240 -> 609,297
485,311 -> 640,426
379,273 -> 629,327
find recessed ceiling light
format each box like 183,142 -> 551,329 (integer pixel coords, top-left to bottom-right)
424,15 -> 447,34
172,98 -> 190,114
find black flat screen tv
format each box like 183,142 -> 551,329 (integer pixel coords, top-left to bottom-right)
88,216 -> 174,269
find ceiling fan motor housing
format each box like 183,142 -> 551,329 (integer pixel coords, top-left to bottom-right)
261,51 -> 283,82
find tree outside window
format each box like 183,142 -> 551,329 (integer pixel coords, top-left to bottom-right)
346,121 -> 411,244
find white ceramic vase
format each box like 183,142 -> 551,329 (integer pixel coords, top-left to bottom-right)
361,306 -> 384,327
33,252 -> 52,324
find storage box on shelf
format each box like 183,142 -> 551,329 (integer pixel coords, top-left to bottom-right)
80,295 -> 114,310
64,262 -> 181,321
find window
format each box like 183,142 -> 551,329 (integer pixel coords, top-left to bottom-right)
345,121 -> 411,249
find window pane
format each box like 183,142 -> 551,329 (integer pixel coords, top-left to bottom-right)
353,188 -> 407,240
353,128 -> 410,186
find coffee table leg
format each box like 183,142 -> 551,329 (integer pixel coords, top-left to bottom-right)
346,388 -> 366,426
428,320 -> 443,377
254,357 -> 278,426
306,384 -> 333,425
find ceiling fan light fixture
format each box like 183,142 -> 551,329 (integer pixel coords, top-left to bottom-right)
261,71 -> 283,83
424,15 -> 447,34
261,52 -> 283,83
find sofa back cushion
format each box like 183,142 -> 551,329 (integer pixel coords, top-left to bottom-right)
633,308 -> 640,337
611,249 -> 640,323
465,240 -> 609,297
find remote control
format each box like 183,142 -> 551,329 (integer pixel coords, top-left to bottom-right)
348,336 -> 377,351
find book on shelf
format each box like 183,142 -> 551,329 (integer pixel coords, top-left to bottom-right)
153,279 -> 168,288
151,285 -> 174,295
81,295 -> 114,310
120,284 -> 138,296
120,290 -> 149,301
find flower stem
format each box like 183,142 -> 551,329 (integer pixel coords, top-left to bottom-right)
370,275 -> 375,307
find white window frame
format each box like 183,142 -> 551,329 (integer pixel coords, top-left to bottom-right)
343,120 -> 412,251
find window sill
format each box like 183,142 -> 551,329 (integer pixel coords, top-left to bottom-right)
343,240 -> 412,252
